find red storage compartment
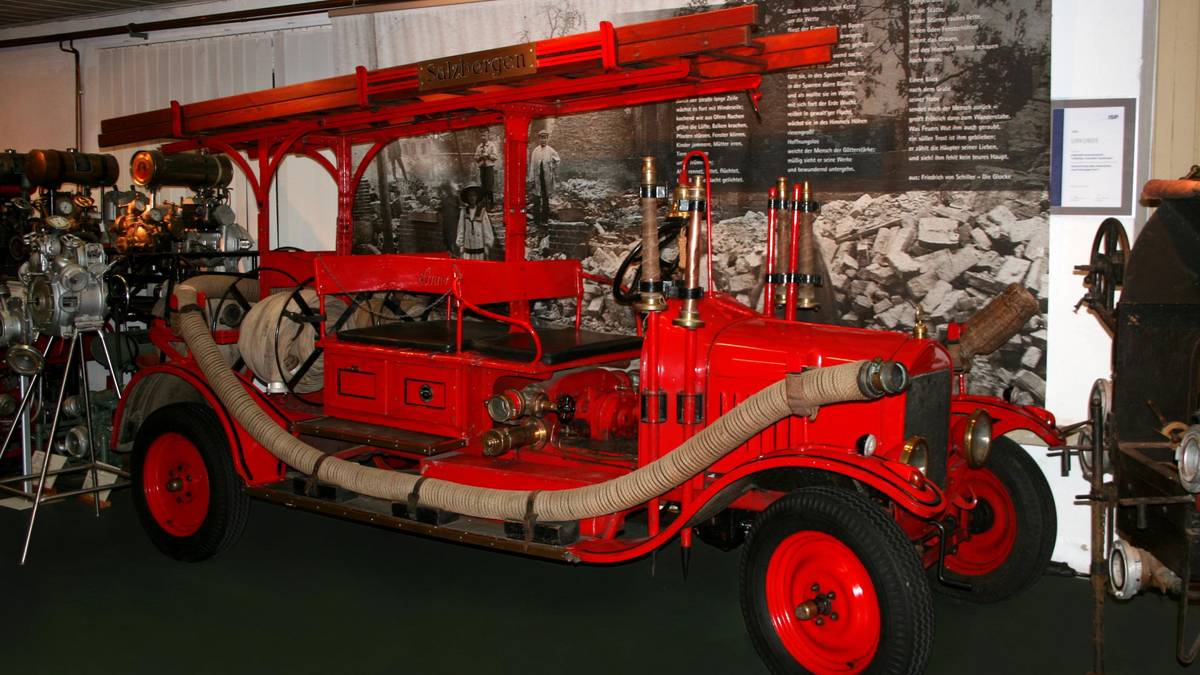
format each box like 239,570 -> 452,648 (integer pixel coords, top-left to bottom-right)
325,350 -> 388,418
390,362 -> 461,429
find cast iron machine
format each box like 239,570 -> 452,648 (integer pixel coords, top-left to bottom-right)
1075,167 -> 1200,672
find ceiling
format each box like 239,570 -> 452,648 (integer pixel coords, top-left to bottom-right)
0,0 -> 193,28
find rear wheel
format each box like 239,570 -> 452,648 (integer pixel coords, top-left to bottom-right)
740,487 -> 932,674
938,435 -> 1056,602
132,402 -> 249,562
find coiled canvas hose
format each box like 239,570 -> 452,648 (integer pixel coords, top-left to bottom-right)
237,291 -> 396,394
175,279 -> 902,522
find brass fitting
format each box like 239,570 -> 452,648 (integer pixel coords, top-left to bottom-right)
484,387 -> 555,423
481,418 -> 549,457
634,156 -> 667,313
673,176 -> 705,330
795,181 -> 820,311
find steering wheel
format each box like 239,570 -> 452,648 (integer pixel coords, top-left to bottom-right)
1079,217 -> 1130,315
613,218 -> 684,305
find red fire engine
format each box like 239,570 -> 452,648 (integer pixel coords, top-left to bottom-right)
99,7 -> 1064,673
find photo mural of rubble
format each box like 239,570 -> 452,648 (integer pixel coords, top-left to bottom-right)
345,0 -> 1051,405
519,183 -> 1048,406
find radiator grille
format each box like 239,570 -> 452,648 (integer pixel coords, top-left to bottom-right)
904,369 -> 951,487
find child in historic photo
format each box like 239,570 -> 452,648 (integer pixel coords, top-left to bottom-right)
455,185 -> 494,260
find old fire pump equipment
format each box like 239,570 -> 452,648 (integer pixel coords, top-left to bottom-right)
1076,169 -> 1200,672
97,8 -> 1064,674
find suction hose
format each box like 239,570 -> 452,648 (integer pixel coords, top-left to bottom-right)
174,280 -> 907,522
948,283 -> 1038,371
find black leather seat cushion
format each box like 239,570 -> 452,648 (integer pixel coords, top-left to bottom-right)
472,327 -> 642,365
337,320 -> 507,352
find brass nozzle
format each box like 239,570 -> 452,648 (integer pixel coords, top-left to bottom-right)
640,156 -> 657,187
481,418 -> 549,457
673,176 -> 705,330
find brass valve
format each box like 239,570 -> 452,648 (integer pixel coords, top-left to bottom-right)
481,418 -> 549,457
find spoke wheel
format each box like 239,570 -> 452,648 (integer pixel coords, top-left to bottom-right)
142,432 -> 211,537
938,436 -> 1056,602
132,402 -> 249,562
741,487 -> 932,675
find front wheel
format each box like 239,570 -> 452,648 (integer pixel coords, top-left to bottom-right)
740,487 -> 933,674
132,402 -> 249,562
938,435 -> 1057,602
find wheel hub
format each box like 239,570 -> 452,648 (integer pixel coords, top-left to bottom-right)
968,497 -> 995,535
794,585 -> 838,624
142,432 -> 211,538
766,531 -> 881,671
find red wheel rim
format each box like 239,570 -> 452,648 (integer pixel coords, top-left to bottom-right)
142,433 -> 210,537
947,467 -> 1017,576
765,531 -> 880,673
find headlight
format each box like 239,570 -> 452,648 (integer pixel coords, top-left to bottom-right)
899,436 -> 929,474
1176,426 -> 1200,493
963,409 -> 993,469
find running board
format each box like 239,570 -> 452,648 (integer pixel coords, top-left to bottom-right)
245,484 -> 580,563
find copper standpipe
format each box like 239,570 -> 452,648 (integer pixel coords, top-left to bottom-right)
773,176 -> 789,308
635,156 -> 667,313
795,181 -> 821,311
673,176 -> 705,329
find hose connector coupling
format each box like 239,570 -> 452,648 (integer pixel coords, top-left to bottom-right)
857,358 -> 909,399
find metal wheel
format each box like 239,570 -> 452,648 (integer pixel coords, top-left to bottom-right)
141,432 -> 211,537
1077,217 -> 1130,325
765,531 -> 882,671
741,487 -> 932,674
1080,378 -> 1113,480
938,436 -> 1057,602
132,402 -> 249,561
945,468 -> 1017,576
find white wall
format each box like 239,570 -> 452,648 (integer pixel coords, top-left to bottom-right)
1038,0 -> 1155,572
0,44 -> 79,151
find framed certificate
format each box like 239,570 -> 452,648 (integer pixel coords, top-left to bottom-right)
1050,98 -> 1137,215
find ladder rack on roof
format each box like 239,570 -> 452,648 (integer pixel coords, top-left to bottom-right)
97,5 -> 836,257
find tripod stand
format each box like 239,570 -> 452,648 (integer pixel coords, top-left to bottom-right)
0,323 -> 130,564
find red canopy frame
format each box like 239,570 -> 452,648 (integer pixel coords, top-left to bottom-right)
99,5 -> 836,266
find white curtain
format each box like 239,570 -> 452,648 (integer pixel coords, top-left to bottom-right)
95,26 -> 336,250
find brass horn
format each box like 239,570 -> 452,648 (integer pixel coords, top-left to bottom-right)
7,344 -> 43,376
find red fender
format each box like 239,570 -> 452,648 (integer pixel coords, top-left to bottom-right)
569,445 -> 946,564
952,394 -> 1064,446
113,363 -> 288,486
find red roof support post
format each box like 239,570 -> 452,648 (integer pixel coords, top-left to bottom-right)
503,110 -> 531,324
334,137 -> 354,254
255,137 -> 272,250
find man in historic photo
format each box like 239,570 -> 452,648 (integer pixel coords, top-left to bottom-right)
473,129 -> 499,208
527,128 -> 560,225
455,185 -> 494,260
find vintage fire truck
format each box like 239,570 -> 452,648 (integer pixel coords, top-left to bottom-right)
98,7 -> 1064,674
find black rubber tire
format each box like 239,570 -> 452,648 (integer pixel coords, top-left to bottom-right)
740,487 -> 933,675
936,436 -> 1057,603
131,402 -> 249,562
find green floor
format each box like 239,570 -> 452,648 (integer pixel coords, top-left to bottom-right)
0,494 -> 1189,675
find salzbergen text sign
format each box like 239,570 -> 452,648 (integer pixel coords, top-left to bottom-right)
417,44 -> 538,92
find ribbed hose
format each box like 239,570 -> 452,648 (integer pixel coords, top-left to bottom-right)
174,280 -> 899,522
949,283 -> 1038,370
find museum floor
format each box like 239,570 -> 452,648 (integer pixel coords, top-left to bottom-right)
0,495 -> 1186,675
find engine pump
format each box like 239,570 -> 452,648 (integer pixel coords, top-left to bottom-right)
112,149 -> 251,257
19,221 -> 108,336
